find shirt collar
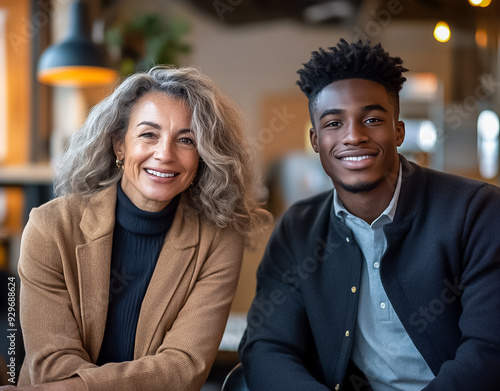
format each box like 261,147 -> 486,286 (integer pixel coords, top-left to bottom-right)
333,162 -> 403,224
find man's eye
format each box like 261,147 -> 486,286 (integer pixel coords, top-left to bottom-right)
326,121 -> 341,127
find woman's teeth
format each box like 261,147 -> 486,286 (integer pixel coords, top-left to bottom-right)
146,169 -> 175,178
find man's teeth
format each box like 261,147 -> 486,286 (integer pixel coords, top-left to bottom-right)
147,169 -> 175,178
342,155 -> 372,162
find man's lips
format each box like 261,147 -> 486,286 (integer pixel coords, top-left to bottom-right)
336,150 -> 378,160
145,169 -> 178,178
335,150 -> 378,169
340,155 -> 373,162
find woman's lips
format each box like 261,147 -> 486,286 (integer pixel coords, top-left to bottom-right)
145,169 -> 177,178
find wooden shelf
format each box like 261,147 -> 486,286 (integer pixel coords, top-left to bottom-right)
0,163 -> 53,186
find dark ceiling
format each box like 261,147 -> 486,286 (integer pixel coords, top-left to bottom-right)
185,0 -> 499,28
186,0 -> 364,24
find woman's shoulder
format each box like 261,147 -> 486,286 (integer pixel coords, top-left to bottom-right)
28,185 -> 116,232
177,193 -> 245,247
29,193 -> 86,226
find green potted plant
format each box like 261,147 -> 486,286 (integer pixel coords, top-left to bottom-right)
105,13 -> 191,76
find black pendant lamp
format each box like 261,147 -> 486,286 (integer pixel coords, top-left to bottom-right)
37,0 -> 118,87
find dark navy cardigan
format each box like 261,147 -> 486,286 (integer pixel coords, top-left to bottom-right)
239,156 -> 500,390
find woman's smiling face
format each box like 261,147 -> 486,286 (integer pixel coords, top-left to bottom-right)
114,91 -> 199,212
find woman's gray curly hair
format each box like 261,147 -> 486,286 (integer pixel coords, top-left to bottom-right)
54,65 -> 270,240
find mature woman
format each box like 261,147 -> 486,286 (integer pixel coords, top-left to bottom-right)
8,66 -> 268,391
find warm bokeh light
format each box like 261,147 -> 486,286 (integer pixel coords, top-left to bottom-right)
37,66 -> 119,87
434,21 -> 451,43
475,29 -> 488,47
401,73 -> 439,100
469,0 -> 492,7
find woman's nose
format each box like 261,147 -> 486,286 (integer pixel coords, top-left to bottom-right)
154,139 -> 175,161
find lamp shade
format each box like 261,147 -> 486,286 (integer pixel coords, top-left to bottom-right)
37,0 -> 118,87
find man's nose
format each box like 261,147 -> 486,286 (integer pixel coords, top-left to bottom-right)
343,122 -> 368,145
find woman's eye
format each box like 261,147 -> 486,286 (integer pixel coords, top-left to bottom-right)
179,137 -> 194,145
140,132 -> 155,138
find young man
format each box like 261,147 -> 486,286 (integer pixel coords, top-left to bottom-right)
239,40 -> 500,390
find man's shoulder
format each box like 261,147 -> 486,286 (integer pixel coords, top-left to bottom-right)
286,189 -> 332,215
417,163 -> 500,196
278,190 -> 333,233
401,160 -> 500,219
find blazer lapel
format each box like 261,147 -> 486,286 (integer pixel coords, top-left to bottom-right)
134,193 -> 199,356
76,185 -> 117,362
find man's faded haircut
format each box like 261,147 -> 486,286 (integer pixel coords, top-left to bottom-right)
297,39 -> 408,117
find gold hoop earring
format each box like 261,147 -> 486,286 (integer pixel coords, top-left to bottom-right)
116,158 -> 124,170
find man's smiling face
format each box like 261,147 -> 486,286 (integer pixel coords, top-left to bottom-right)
310,78 -> 405,196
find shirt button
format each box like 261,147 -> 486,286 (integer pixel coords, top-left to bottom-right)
345,237 -> 350,243
345,330 -> 350,337
380,302 -> 386,309
351,286 -> 357,293
335,385 -> 340,391
373,262 -> 380,269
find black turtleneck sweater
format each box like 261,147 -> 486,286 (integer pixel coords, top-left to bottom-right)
97,184 -> 180,364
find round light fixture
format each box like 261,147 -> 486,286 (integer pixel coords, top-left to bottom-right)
37,1 -> 118,87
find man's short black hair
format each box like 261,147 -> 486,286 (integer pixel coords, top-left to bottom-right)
297,39 -> 408,117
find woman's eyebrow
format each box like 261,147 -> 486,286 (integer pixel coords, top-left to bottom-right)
136,121 -> 161,129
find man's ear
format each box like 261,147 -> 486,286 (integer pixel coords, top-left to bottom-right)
310,128 -> 319,153
396,120 -> 405,147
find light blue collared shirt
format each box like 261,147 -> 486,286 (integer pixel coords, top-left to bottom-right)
333,165 -> 434,391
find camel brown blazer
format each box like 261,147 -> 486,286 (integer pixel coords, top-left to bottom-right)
17,184 -> 244,391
